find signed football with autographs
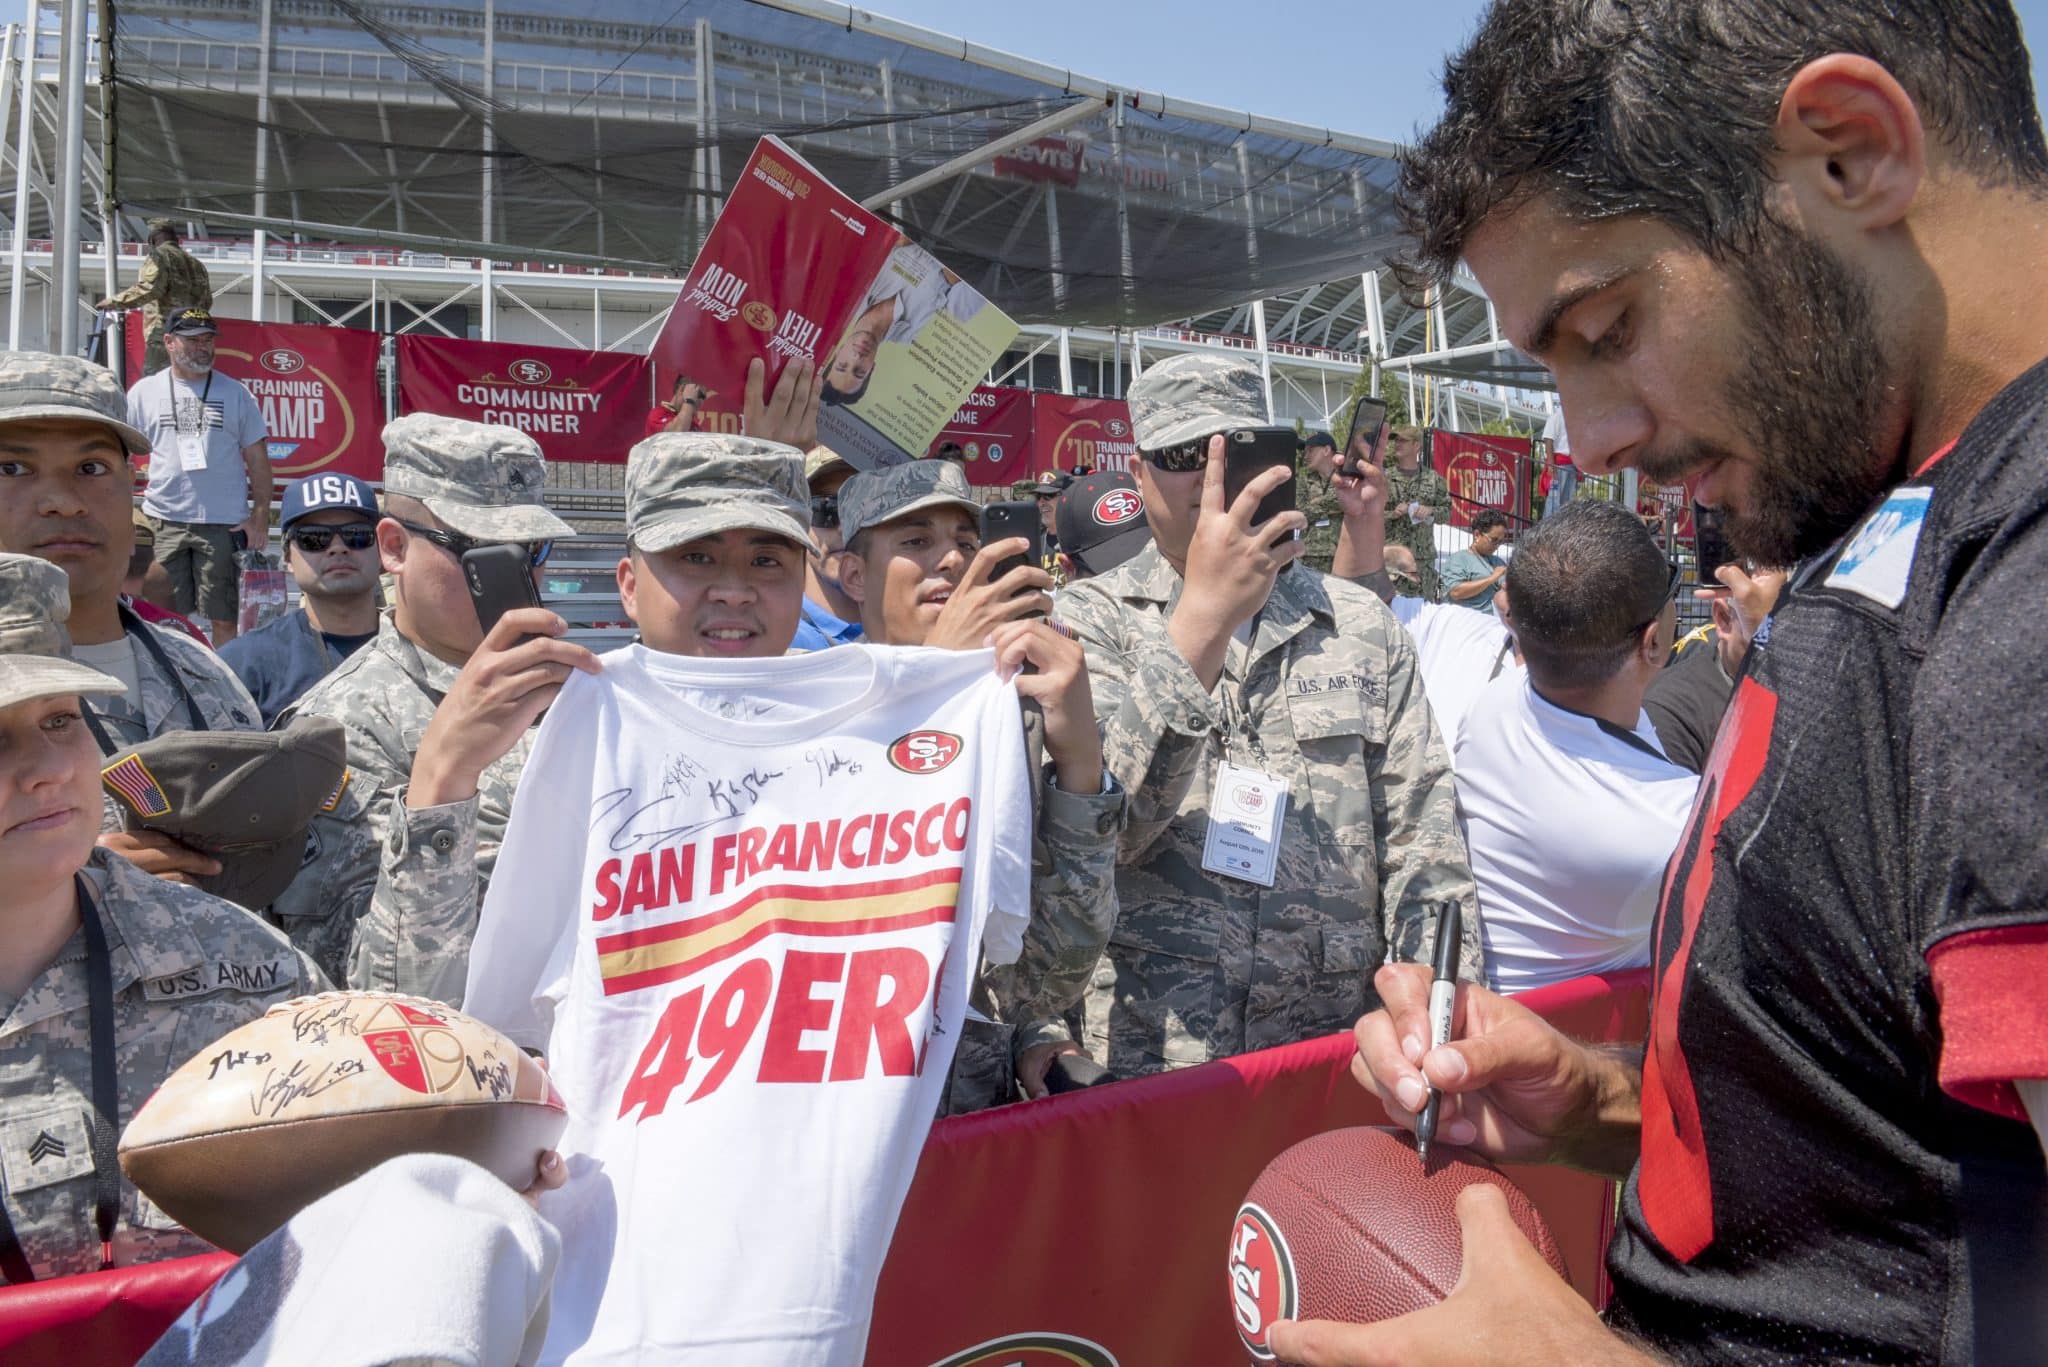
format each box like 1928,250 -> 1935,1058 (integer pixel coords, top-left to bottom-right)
120,991 -> 567,1252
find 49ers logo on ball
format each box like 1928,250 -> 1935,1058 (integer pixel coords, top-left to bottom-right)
508,358 -> 552,385
1229,1202 -> 1298,1361
1093,488 -> 1142,525
927,1332 -> 1118,1366
359,999 -> 468,1094
889,730 -> 962,774
259,348 -> 304,375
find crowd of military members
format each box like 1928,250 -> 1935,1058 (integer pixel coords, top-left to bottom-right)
0,344 -> 1484,1284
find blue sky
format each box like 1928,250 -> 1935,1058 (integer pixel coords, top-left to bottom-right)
868,0 -> 2048,144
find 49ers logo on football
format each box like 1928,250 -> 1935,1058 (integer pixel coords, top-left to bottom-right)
889,730 -> 963,774
359,999 -> 467,1094
1229,1202 -> 1297,1362
927,1332 -> 1119,1366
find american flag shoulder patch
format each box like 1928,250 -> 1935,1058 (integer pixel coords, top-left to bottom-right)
321,768 -> 350,813
103,754 -> 173,818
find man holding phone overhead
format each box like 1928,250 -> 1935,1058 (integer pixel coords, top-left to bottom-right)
1056,353 -> 1481,1077
271,416 -> 589,990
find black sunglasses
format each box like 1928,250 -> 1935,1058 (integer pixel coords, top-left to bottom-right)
289,522 -> 378,553
395,519 -> 553,568
1142,430 -> 1303,474
810,494 -> 840,530
1630,560 -> 1684,637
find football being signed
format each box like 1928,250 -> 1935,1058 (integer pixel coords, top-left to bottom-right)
120,991 -> 567,1252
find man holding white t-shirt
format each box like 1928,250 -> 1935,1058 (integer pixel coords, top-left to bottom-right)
462,433 -> 1038,1363
1451,501 -> 1697,992
127,307 -> 273,643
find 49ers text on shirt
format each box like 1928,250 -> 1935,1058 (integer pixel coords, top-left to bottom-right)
595,796 -> 975,1117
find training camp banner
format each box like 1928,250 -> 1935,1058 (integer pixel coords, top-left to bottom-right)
0,971 -> 1649,1367
1031,394 -> 1138,475
929,385 -> 1036,486
125,317 -> 385,483
1430,430 -> 1536,528
396,335 -> 652,465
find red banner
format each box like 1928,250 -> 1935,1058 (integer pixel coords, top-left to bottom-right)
1431,431 -> 1534,529
125,317 -> 384,482
0,972 -> 1648,1367
396,335 -> 651,465
929,386 -> 1035,486
1637,476 -> 1696,540
1032,395 -> 1137,475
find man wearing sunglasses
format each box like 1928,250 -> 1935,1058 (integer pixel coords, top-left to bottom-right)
271,416 -> 588,990
1055,352 -> 1480,1077
220,473 -> 383,725
1450,501 -> 1696,996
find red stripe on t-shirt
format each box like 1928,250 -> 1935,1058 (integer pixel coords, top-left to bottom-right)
1912,439 -> 1957,478
1925,922 -> 2048,1123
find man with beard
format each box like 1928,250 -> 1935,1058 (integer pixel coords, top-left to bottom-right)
220,474 -> 382,725
1276,2 -> 2048,1365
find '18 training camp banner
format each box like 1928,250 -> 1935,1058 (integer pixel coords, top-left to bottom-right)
125,318 -> 384,482
397,335 -> 652,465
1031,394 -> 1137,475
1430,430 -> 1535,528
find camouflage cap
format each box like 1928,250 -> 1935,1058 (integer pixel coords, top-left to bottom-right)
0,552 -> 125,710
625,432 -> 809,553
101,715 -> 347,912
804,444 -> 854,488
839,459 -> 980,544
145,216 -> 178,233
1126,352 -> 1269,451
380,414 -> 576,543
0,352 -> 149,455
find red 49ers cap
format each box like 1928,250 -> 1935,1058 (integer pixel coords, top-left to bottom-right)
1056,469 -> 1153,577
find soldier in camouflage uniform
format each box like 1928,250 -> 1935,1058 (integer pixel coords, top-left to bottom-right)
1297,430 -> 1347,574
97,220 -> 214,378
837,460 -> 1124,1110
0,552 -> 326,1282
1055,353 -> 1482,1076
1383,425 -> 1453,601
274,417 -> 583,993
0,354 -> 262,885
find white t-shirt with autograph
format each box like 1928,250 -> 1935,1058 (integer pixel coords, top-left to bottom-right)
462,643 -> 1031,1366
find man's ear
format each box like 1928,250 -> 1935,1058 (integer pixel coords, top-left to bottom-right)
375,517 -> 408,575
1774,53 -> 1925,234
838,547 -> 867,606
616,553 -> 640,625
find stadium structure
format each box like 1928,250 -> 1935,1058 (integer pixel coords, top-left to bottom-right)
0,0 -> 1558,437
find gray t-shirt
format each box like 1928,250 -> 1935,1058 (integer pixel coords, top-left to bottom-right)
129,367 -> 268,524
1439,547 -> 1506,613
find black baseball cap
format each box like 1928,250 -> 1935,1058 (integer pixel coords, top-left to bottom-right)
1056,470 -> 1152,576
164,306 -> 219,337
1304,430 -> 1336,450
1031,470 -> 1071,499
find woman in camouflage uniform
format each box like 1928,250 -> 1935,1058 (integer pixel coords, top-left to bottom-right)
0,553 -> 325,1284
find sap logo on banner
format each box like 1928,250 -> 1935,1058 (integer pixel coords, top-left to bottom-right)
259,348 -> 304,375
509,358 -> 553,386
769,311 -> 823,362
685,263 -> 748,322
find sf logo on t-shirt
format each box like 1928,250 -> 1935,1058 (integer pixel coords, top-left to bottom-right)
889,730 -> 963,773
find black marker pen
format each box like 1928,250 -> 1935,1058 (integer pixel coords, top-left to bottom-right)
1415,899 -> 1462,1167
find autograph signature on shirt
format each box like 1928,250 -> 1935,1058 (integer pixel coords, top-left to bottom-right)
595,764 -> 788,853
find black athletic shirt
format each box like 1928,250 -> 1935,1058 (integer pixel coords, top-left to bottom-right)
1604,358 -> 2048,1363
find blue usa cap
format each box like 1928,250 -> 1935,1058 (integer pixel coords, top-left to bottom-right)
281,472 -> 379,529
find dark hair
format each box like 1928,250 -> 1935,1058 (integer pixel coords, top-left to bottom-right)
1470,509 -> 1512,537
821,371 -> 870,407
1398,0 -> 2048,289
148,227 -> 178,247
1504,500 -> 1669,690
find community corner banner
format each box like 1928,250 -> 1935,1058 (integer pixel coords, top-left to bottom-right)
125,317 -> 383,482
396,335 -> 652,465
